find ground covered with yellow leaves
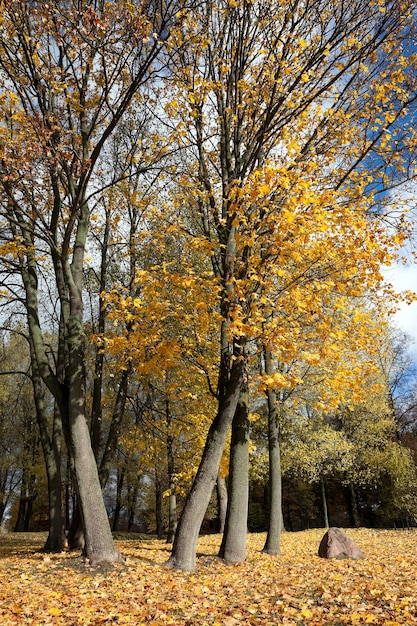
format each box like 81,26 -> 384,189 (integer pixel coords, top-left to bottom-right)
0,529 -> 416,625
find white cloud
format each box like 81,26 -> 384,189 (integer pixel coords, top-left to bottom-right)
383,262 -> 417,358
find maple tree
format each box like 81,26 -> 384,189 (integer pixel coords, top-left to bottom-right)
0,334 -> 26,526
0,0 -> 193,565
248,332 -> 417,531
157,0 -> 417,570
102,221 -> 220,537
0,330 -> 46,531
0,0 -> 416,577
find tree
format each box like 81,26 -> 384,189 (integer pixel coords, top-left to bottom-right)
0,339 -> 22,526
0,0 -> 188,565
103,235 -> 219,538
162,0 -> 416,569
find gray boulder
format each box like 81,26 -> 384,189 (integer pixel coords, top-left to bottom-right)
318,527 -> 364,560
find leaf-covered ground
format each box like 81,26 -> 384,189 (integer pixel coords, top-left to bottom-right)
0,529 -> 416,625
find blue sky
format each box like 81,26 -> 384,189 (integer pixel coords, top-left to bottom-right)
385,256 -> 417,360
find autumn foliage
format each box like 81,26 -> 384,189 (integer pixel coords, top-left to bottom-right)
1,530 -> 417,625
1,0 -> 417,574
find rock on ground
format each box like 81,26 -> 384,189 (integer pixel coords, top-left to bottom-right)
318,527 -> 364,560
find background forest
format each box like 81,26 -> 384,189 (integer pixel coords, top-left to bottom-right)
0,0 -> 417,572
1,324 -> 417,538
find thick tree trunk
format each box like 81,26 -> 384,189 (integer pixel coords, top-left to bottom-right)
166,358 -> 244,571
216,474 -> 228,533
218,385 -> 250,563
67,368 -> 132,548
262,358 -> 283,555
67,316 -> 120,566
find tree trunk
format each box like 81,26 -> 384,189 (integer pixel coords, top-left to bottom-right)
216,474 -> 228,533
14,495 -> 27,532
167,489 -> 177,544
155,470 -> 164,539
98,367 -> 131,488
166,358 -> 245,571
321,476 -> 329,528
67,503 -> 85,551
15,454 -> 37,532
67,315 -> 120,566
218,385 -> 250,563
112,464 -> 125,532
0,501 -> 6,527
127,482 -> 139,532
31,345 -> 65,552
42,456 -> 64,552
67,367 -> 132,548
23,496 -> 34,531
166,426 -> 177,544
347,483 -> 360,528
263,351 -> 283,555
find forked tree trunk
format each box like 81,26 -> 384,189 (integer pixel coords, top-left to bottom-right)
166,359 -> 244,571
218,385 -> 250,563
263,353 -> 283,555
67,367 -> 132,548
67,316 -> 120,566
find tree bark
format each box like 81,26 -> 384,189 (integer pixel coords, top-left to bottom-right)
155,470 -> 164,539
216,474 -> 228,533
31,341 -> 65,552
321,476 -> 329,529
347,483 -> 360,528
67,312 -> 120,565
14,494 -> 28,532
263,348 -> 283,555
166,357 -> 245,571
67,503 -> 85,551
167,489 -> 177,544
166,411 -> 177,543
218,385 -> 250,563
67,366 -> 132,548
112,464 -> 125,532
127,482 -> 139,532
